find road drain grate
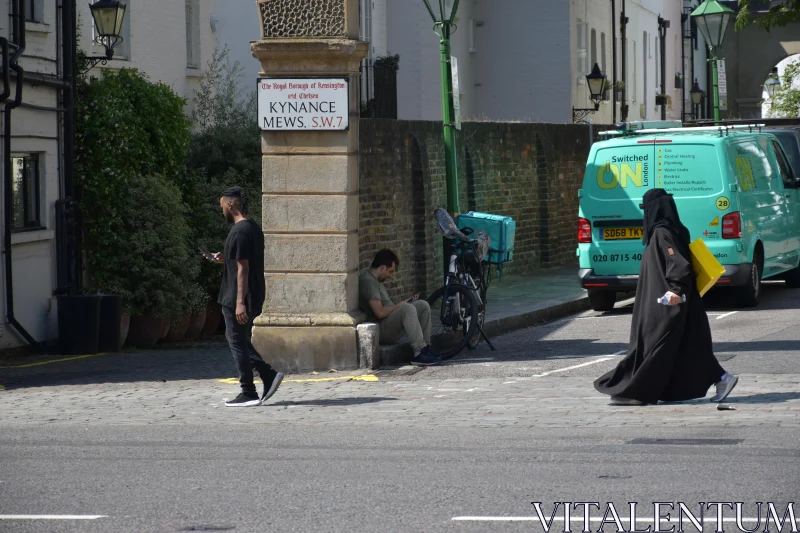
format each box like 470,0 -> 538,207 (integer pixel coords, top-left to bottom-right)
628,438 -> 742,445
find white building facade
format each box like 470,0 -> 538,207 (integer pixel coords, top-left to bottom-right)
0,0 -> 64,349
365,0 -> 700,124
78,0 -> 218,115
1,0 -> 216,351
214,0 -> 702,125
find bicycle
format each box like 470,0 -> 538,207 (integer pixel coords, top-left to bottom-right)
426,208 -> 497,359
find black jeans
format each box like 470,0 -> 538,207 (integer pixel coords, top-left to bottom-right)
222,306 -> 275,394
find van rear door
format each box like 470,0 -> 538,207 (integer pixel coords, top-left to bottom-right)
582,140 -> 655,275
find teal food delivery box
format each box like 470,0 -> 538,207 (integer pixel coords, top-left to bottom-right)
456,211 -> 516,263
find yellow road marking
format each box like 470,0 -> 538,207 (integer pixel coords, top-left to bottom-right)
217,374 -> 379,385
0,352 -> 109,369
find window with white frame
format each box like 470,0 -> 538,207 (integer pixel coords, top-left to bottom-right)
25,0 -> 44,23
359,0 -> 374,102
632,40 -> 637,103
91,2 -> 131,60
11,153 -> 42,231
186,0 -> 200,68
576,21 -> 588,79
600,32 -> 606,75
360,0 -> 373,62
643,32 -> 648,110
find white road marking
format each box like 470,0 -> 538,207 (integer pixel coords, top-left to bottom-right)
530,351 -> 625,378
715,311 -> 738,320
547,352 -> 623,359
0,514 -> 108,520
452,516 -> 772,523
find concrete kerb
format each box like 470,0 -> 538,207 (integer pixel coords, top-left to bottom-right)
376,292 -> 634,368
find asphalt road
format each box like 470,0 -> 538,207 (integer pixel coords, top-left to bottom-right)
1,282 -> 799,533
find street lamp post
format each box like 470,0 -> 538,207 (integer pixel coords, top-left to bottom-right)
572,63 -> 607,123
59,0 -> 127,297
690,0 -> 734,124
690,79 -> 704,119
423,0 -> 461,217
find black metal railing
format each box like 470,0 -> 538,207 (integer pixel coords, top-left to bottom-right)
360,63 -> 398,119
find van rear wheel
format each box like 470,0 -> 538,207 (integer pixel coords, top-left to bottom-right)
736,258 -> 762,307
588,290 -> 616,312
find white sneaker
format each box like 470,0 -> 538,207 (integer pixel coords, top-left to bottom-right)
610,396 -> 645,406
710,373 -> 739,403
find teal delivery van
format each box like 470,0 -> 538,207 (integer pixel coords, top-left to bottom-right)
577,121 -> 800,311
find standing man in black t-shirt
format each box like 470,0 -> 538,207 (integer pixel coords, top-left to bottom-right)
207,186 -> 284,407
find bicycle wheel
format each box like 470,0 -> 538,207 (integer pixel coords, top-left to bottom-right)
426,283 -> 480,360
467,294 -> 485,350
467,265 -> 489,350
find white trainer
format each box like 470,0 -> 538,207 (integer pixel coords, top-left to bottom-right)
710,372 -> 739,403
610,396 -> 645,406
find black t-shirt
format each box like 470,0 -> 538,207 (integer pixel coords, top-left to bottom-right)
217,219 -> 265,315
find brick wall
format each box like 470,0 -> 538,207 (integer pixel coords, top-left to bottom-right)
359,119 -> 602,302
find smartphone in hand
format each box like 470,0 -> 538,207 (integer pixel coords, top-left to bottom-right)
198,247 -> 215,261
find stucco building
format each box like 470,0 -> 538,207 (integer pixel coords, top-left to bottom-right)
1,0 -> 216,350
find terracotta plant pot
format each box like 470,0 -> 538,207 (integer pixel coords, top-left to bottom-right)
127,313 -> 164,348
159,317 -> 171,340
164,314 -> 191,342
203,302 -> 222,334
184,307 -> 206,341
119,313 -> 131,349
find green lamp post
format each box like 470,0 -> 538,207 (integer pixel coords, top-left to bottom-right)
690,0 -> 734,123
423,0 -> 461,216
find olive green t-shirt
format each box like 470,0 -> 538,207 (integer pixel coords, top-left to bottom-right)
359,270 -> 393,322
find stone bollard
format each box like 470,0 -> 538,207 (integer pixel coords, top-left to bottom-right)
356,323 -> 379,370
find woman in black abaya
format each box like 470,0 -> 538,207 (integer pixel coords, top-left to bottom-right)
593,188 -> 738,405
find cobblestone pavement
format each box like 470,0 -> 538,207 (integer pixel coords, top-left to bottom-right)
1,340 -> 798,429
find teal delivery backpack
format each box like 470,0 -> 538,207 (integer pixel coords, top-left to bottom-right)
456,212 -> 516,264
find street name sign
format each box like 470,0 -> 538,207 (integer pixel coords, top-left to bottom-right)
257,77 -> 349,131
451,56 -> 462,130
717,60 -> 728,111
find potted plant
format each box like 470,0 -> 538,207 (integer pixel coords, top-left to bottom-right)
613,80 -> 625,95
97,173 -> 197,349
184,284 -> 209,341
655,93 -> 672,108
675,72 -> 684,89
601,80 -> 613,101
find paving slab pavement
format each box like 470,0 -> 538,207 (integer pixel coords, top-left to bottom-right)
1,341 -> 797,429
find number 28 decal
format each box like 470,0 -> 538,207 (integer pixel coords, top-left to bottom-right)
716,196 -> 731,211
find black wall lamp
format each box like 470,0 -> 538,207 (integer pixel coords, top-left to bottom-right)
83,0 -> 127,72
573,63 -> 607,124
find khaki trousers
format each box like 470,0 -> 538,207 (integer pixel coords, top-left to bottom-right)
379,300 -> 432,353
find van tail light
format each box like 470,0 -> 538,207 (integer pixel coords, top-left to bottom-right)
578,218 -> 592,243
722,212 -> 742,239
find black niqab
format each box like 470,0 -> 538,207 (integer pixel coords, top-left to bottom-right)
641,188 -> 690,250
594,188 -> 726,404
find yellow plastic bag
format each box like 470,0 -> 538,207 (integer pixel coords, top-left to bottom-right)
689,238 -> 726,297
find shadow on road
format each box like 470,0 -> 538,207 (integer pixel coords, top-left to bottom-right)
269,397 -> 398,407
726,392 -> 800,404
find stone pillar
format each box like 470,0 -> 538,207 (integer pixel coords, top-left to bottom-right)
250,0 -> 368,373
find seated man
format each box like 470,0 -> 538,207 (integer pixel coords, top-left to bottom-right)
359,249 -> 442,366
